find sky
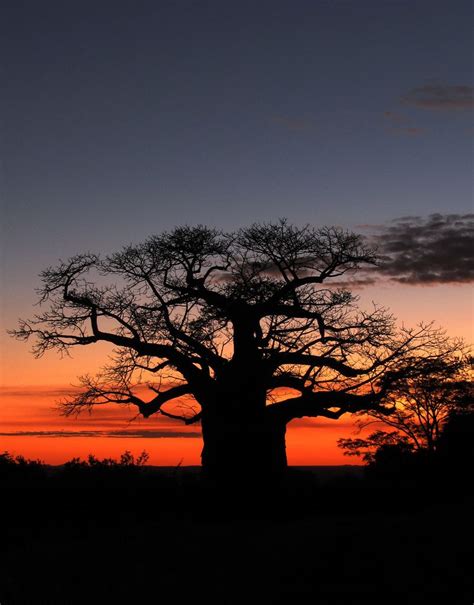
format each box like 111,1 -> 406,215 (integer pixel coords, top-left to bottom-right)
1,0 -> 472,465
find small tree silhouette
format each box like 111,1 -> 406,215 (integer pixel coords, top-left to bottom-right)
11,220 -> 460,479
338,350 -> 472,466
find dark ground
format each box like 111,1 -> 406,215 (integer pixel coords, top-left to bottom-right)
1,467 -> 473,604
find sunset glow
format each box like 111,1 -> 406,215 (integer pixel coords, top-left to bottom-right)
1,1 -> 472,469
0,382 -> 375,465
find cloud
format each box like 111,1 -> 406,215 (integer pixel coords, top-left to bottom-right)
401,85 -> 474,110
370,214 -> 474,284
324,277 -> 378,289
289,418 -> 357,429
217,214 -> 473,287
0,429 -> 201,438
270,115 -> 314,132
383,110 -> 425,135
387,126 -> 425,136
383,110 -> 409,124
0,387 -> 80,398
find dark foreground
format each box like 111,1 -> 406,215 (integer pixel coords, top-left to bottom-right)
1,467 -> 473,605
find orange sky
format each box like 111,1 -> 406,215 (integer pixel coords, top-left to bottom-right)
1,283 -> 472,466
0,384 -> 368,465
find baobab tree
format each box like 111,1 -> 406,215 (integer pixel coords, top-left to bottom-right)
11,221 -> 452,478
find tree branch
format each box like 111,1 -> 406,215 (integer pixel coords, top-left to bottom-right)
267,389 -> 388,424
270,352 -> 371,377
140,384 -> 193,418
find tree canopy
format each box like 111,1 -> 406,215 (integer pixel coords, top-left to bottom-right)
338,350 -> 473,462
11,220 -> 461,474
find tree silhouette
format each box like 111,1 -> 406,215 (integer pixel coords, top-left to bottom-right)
436,405 -> 474,474
11,220 -> 455,479
338,349 -> 472,462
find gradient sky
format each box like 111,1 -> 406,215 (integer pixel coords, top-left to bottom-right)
1,1 -> 472,464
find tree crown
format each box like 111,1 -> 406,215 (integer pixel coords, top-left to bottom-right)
11,220 -> 463,427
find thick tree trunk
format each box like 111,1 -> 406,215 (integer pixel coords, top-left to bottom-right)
200,410 -> 287,482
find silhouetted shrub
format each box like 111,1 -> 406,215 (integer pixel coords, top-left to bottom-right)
59,450 -> 152,487
0,451 -> 48,486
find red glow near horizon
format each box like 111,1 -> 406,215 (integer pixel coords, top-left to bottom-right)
0,385 -> 366,466
1,282 -> 471,466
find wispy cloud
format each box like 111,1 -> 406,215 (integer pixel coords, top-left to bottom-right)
0,429 -> 201,438
401,84 -> 474,111
369,214 -> 474,284
289,418 -> 357,429
0,386 -> 80,398
383,110 -> 425,136
383,111 -> 408,124
387,126 -> 425,136
270,114 -> 314,132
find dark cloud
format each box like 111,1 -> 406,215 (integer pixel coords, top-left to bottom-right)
0,429 -> 201,438
401,85 -> 474,110
217,215 -> 473,287
371,214 -> 474,284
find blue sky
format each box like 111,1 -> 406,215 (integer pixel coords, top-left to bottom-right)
1,0 -> 472,333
